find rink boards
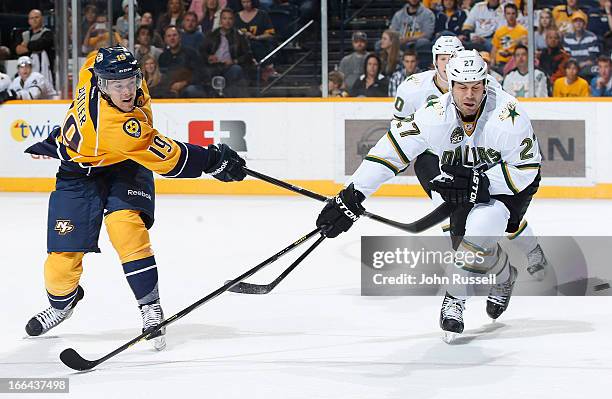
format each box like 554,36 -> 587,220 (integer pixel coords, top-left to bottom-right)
1,98 -> 610,198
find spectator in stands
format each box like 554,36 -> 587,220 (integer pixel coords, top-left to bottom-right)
460,0 -> 503,52
590,55 -> 612,96
141,11 -> 154,27
141,54 -> 171,98
158,25 -> 206,97
479,50 -> 503,83
491,3 -> 527,70
539,29 -> 571,83
157,0 -> 186,37
200,8 -> 253,97
140,11 -> 165,47
434,0 -> 468,37
553,58 -> 591,96
15,9 -> 55,88
338,31 -> 369,90
135,26 -> 163,61
390,0 -> 436,51
379,30 -> 402,77
588,0 -> 612,41
424,0 -> 442,12
503,44 -> 549,97
328,71 -> 349,97
189,0 -> 226,21
535,9 -> 557,51
350,53 -> 389,97
553,0 -> 584,35
81,5 -> 98,48
562,11 -> 600,71
82,14 -> 124,56
235,0 -> 276,62
181,11 -> 205,52
115,0 -> 142,39
389,50 -> 421,97
201,0 -> 222,34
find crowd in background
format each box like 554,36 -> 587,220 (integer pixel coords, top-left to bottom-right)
2,0 -> 612,99
335,0 -> 612,98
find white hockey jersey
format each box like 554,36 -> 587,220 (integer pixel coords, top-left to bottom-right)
9,71 -> 54,100
393,69 -> 502,119
352,86 -> 541,198
0,72 -> 10,92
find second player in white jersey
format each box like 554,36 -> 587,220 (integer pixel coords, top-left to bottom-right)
316,50 -> 543,342
9,70 -> 54,100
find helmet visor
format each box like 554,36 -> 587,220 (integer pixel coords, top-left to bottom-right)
98,72 -> 142,96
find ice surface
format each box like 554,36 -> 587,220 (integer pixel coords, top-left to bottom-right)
1,193 -> 611,399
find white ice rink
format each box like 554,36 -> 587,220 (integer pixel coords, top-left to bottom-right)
1,193 -> 612,399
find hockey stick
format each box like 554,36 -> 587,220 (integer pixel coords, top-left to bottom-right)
228,234 -> 326,294
59,227 -> 323,371
244,167 -> 452,233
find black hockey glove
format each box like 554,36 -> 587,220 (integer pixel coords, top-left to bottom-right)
429,164 -> 490,205
204,144 -> 246,182
0,89 -> 16,104
316,183 -> 365,238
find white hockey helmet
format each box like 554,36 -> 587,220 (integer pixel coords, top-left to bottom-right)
432,35 -> 464,64
17,55 -> 33,67
446,49 -> 488,90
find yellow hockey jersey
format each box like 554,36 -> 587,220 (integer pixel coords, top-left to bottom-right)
27,53 -> 208,178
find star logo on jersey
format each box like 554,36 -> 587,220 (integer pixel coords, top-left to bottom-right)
450,127 -> 464,144
499,102 -> 520,125
54,220 -> 75,235
123,118 -> 141,138
425,98 -> 439,108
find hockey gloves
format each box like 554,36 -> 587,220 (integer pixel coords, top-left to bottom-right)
316,183 -> 366,238
0,89 -> 16,104
205,144 -> 247,182
430,164 -> 490,205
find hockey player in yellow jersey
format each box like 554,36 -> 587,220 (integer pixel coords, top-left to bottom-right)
24,46 -> 247,349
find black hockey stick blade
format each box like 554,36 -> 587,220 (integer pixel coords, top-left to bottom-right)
60,348 -> 99,371
59,227 -> 322,371
229,234 -> 326,294
243,167 -> 451,233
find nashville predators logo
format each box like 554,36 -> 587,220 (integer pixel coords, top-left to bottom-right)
123,118 -> 141,138
54,220 -> 75,235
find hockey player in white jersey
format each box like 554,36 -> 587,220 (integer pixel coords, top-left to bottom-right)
317,50 -> 542,341
1,56 -> 54,101
394,36 -> 547,281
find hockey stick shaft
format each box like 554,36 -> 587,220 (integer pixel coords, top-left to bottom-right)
229,233 -> 326,294
60,227 -> 322,371
244,167 -> 452,233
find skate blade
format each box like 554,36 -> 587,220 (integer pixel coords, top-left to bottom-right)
443,331 -> 460,344
153,336 -> 166,351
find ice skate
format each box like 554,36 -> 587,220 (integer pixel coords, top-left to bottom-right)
440,292 -> 466,344
140,300 -> 166,351
25,286 -> 85,337
526,244 -> 548,281
487,265 -> 518,320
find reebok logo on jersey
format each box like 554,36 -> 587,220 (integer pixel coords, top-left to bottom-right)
210,160 -> 229,175
123,118 -> 141,138
54,220 -> 75,235
188,120 -> 247,151
127,190 -> 152,201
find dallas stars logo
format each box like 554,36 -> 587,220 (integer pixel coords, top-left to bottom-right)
499,102 -> 520,125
